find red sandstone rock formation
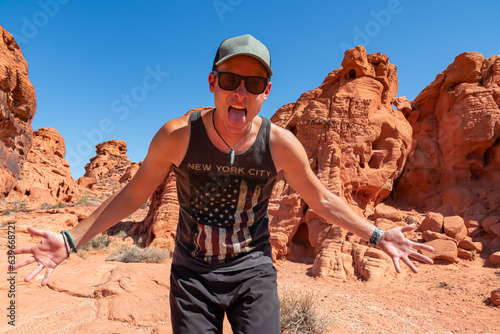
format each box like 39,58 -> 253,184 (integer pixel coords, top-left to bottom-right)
0,25 -> 37,197
3,128 -> 80,209
269,46 -> 413,281
79,139 -> 139,195
389,52 -> 500,259
390,52 -> 500,218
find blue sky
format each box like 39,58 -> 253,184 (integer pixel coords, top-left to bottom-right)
0,0 -> 498,178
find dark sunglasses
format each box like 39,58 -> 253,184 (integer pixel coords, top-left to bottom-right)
212,71 -> 269,94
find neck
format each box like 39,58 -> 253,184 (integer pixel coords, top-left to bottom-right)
212,109 -> 253,166
212,109 -> 252,148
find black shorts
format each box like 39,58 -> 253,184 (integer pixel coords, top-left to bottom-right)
169,262 -> 280,334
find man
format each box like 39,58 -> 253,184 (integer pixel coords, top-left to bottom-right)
10,34 -> 434,333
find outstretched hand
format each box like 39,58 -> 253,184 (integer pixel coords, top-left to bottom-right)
8,227 -> 68,286
377,224 -> 434,273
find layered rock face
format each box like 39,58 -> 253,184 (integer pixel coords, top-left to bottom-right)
0,25 -> 37,197
391,52 -> 500,218
269,46 -> 412,281
3,127 -> 79,208
79,139 -> 139,194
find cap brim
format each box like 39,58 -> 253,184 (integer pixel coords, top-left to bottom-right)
215,53 -> 273,77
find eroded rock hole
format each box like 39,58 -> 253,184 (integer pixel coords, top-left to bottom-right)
291,222 -> 315,262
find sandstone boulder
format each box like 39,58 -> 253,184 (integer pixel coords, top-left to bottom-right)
0,25 -> 37,197
482,216 -> 500,236
490,238 -> 500,253
464,215 -> 484,238
443,216 -> 467,241
491,289 -> 500,306
458,237 -> 483,253
373,203 -> 405,222
419,212 -> 444,233
491,252 -> 500,265
422,230 -> 456,244
421,239 -> 458,262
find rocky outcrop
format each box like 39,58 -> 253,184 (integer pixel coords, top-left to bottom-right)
269,46 -> 413,281
2,128 -> 79,209
0,25 -> 37,197
390,52 -> 500,218
79,140 -> 139,194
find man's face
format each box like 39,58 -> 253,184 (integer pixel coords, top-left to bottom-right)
209,55 -> 272,135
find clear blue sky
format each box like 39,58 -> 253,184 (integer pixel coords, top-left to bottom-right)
0,0 -> 498,178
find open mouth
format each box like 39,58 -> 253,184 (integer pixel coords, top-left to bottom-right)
228,105 -> 247,125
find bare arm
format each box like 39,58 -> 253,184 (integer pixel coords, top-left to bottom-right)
271,125 -> 433,273
9,115 -> 190,285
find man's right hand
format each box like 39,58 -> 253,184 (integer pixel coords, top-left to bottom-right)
8,227 -> 69,286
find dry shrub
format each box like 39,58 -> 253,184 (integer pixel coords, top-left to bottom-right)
106,244 -> 169,263
279,289 -> 333,334
79,234 -> 111,251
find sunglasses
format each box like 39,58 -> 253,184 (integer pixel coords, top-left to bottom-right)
212,71 -> 269,94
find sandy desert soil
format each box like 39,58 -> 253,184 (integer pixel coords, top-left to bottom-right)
1,212 -> 499,334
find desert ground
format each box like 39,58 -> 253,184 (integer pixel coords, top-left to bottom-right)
1,208 -> 499,334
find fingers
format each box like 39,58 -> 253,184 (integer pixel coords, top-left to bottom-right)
24,263 -> 45,283
409,251 -> 434,265
9,256 -> 36,271
399,223 -> 416,233
401,255 -> 418,273
41,267 -> 54,286
392,257 -> 402,273
27,226 -> 49,238
7,246 -> 33,255
412,242 -> 435,253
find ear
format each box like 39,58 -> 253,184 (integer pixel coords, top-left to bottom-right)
262,81 -> 272,101
208,72 -> 216,93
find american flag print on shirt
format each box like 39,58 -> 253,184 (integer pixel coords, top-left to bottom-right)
189,175 -> 262,263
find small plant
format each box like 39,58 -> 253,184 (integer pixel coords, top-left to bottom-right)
79,234 -> 111,251
1,200 -> 26,215
2,209 -> 18,216
76,195 -> 91,205
106,244 -> 169,263
140,200 -> 151,210
75,193 -> 102,206
112,230 -> 128,239
40,202 -> 68,210
0,221 -> 14,228
279,289 -> 333,334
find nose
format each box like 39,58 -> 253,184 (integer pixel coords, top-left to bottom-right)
232,79 -> 249,97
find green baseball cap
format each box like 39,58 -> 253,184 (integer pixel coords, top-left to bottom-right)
212,34 -> 273,76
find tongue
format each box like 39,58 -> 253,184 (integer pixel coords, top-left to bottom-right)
228,107 -> 246,125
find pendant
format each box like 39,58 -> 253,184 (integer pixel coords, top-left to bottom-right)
230,149 -> 235,166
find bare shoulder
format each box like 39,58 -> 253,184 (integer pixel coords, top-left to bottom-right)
157,113 -> 191,138
270,123 -> 297,143
147,113 -> 192,166
270,123 -> 308,172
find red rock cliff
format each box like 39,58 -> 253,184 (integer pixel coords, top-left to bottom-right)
390,52 -> 500,218
0,24 -> 37,197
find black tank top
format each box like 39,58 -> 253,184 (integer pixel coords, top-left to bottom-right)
172,110 -> 278,271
